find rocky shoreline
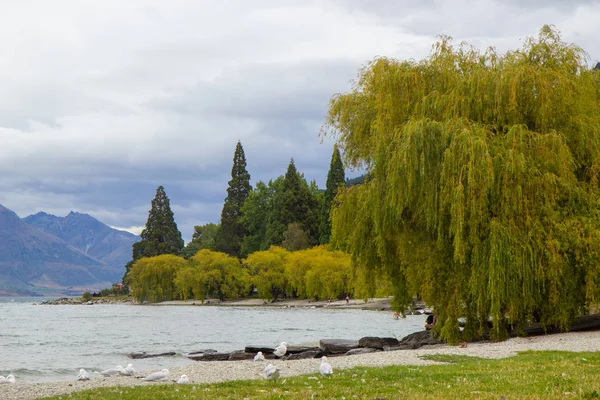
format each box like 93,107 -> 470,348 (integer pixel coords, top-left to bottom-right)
2,330 -> 600,400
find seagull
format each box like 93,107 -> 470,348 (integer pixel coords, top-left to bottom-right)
140,369 -> 169,382
320,356 -> 333,377
273,342 -> 288,357
0,374 -> 15,384
254,351 -> 265,361
175,374 -> 189,384
77,369 -> 90,381
97,365 -> 123,377
120,364 -> 136,376
262,364 -> 280,381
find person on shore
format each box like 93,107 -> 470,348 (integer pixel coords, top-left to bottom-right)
392,312 -> 399,320
425,311 -> 438,330
345,296 -> 349,305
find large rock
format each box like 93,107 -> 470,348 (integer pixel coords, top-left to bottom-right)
358,337 -> 399,349
286,346 -> 321,354
188,352 -> 231,361
285,350 -> 323,360
128,351 -> 176,359
228,351 -> 256,361
395,330 -> 442,349
187,349 -> 217,356
244,345 -> 275,354
319,339 -> 359,354
345,347 -> 380,356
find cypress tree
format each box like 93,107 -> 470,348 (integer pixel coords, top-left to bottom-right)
122,185 -> 184,283
215,141 -> 252,257
319,145 -> 345,244
323,26 -> 600,342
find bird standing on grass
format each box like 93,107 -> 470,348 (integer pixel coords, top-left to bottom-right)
175,374 -> 189,384
320,356 -> 333,377
262,364 -> 280,381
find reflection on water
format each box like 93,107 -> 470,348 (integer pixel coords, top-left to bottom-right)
0,298 -> 424,383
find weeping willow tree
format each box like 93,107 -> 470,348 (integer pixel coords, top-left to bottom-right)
323,26 -> 600,342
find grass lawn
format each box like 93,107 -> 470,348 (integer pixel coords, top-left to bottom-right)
43,351 -> 600,399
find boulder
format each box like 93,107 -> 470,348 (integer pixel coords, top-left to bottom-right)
285,350 -> 323,360
396,330 -> 442,349
358,337 -> 399,349
286,346 -> 321,354
319,339 -> 359,354
187,349 -> 217,356
128,351 -> 176,359
228,351 -> 256,361
244,345 -> 275,354
188,352 -> 231,361
345,347 -> 381,356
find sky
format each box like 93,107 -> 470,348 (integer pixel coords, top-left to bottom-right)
1,0 -> 599,242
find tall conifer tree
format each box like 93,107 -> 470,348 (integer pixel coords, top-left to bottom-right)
319,145 -> 345,244
215,141 -> 252,257
122,185 -> 184,283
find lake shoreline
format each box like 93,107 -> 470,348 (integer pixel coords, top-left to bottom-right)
2,330 -> 600,400
41,296 -> 410,313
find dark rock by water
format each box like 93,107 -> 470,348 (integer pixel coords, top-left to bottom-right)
319,339 -> 359,354
228,351 -> 256,361
345,347 -> 381,356
244,345 -> 275,354
188,352 -> 231,361
285,350 -> 324,360
358,336 -> 399,349
286,345 -> 321,354
128,351 -> 176,359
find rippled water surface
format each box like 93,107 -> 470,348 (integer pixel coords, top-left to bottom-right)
0,297 -> 424,383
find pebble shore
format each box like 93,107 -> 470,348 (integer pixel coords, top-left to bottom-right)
2,330 -> 599,400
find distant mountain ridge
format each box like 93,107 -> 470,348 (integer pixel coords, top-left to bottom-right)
24,211 -> 139,271
0,204 -> 138,296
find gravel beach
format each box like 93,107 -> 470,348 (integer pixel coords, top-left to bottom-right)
2,330 -> 599,400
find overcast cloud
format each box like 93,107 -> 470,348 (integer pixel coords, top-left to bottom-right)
1,0 -> 598,241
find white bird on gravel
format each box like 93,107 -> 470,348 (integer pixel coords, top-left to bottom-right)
262,364 -> 280,381
273,342 -> 288,357
140,369 -> 169,382
120,364 -> 136,376
77,369 -> 90,381
175,374 -> 189,384
319,356 -> 333,377
0,374 -> 15,384
97,365 -> 123,377
254,351 -> 265,361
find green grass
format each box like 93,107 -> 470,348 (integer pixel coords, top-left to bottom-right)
43,351 -> 600,399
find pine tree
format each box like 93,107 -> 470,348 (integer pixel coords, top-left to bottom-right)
215,141 -> 252,257
122,185 -> 184,283
319,145 -> 345,244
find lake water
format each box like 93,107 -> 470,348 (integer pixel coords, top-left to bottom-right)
0,297 -> 424,383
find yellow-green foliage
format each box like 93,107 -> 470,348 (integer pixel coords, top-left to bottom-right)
301,246 -> 351,300
188,249 -> 250,301
324,26 -> 600,342
244,246 -> 289,300
129,254 -> 188,302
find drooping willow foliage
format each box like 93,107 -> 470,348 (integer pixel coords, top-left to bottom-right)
323,26 -> 600,342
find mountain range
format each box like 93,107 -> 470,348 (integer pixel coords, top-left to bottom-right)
0,204 -> 139,296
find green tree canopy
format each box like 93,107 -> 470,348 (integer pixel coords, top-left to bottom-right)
240,179 -> 282,256
320,145 -> 345,244
281,222 -> 311,251
323,26 -> 600,342
123,186 -> 184,283
216,141 -> 252,257
265,160 -> 320,246
180,223 -> 219,259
